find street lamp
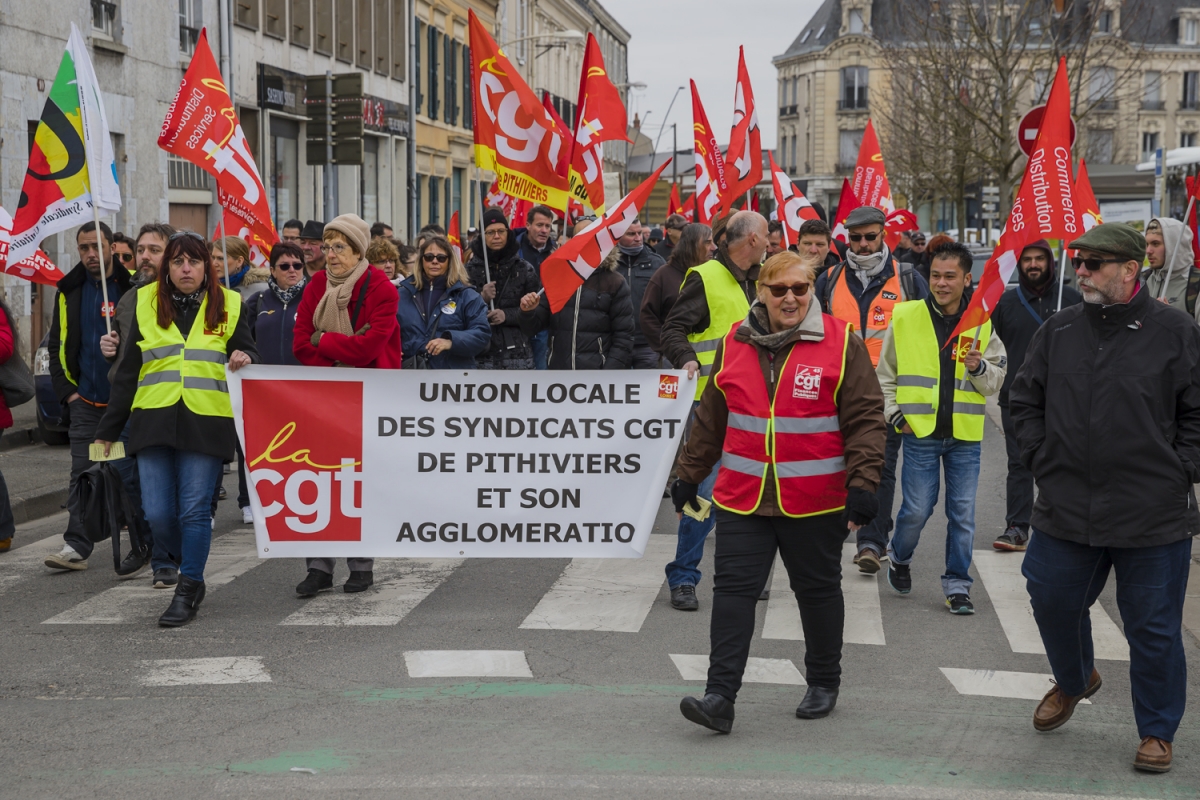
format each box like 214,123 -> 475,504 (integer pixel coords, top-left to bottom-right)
498,29 -> 585,48
650,85 -> 687,175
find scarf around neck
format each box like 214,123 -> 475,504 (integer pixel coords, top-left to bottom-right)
269,275 -> 306,306
313,258 -> 369,337
746,302 -> 804,351
171,286 -> 205,313
846,244 -> 890,287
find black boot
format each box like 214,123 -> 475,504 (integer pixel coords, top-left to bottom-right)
158,574 -> 206,627
795,686 -> 839,719
344,570 -> 374,593
680,693 -> 735,733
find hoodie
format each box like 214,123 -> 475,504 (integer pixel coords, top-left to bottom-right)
1143,217 -> 1197,321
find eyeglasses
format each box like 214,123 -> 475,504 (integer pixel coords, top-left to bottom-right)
422,253 -> 449,264
320,243 -> 351,255
1071,256 -> 1125,272
116,252 -> 133,263
169,231 -> 205,242
763,282 -> 811,298
484,229 -> 507,238
848,233 -> 879,243
274,261 -> 304,271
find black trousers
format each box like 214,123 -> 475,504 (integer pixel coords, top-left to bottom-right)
706,510 -> 845,701
1001,404 -> 1033,533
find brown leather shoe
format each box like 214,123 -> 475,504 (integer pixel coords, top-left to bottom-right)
1134,736 -> 1172,773
1033,669 -> 1102,731
855,547 -> 881,574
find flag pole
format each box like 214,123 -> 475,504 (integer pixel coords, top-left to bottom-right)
219,213 -> 231,288
1162,196 -> 1196,302
90,199 -> 112,336
475,165 -> 492,309
1055,242 -> 1067,312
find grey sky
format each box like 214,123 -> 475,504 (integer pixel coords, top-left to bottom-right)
601,0 -> 823,153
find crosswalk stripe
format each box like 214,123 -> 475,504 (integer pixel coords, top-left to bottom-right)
972,550 -> 1129,661
0,532 -> 66,595
939,667 -> 1090,703
404,650 -> 533,678
280,558 -> 463,626
140,656 -> 271,686
519,535 -> 675,632
41,533 -> 261,624
761,544 -> 885,645
669,653 -> 806,685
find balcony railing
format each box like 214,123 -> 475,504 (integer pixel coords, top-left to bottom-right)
1141,100 -> 1166,111
168,155 -> 211,191
779,105 -> 798,117
1092,99 -> 1118,111
838,97 -> 869,111
1182,99 -> 1200,111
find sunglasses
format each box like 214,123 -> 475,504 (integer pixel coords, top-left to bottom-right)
763,282 -> 810,298
848,233 -> 879,243
1071,256 -> 1125,272
274,261 -> 304,271
422,253 -> 449,264
169,231 -> 205,242
115,252 -> 133,263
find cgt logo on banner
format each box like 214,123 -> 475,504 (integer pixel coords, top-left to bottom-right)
242,379 -> 363,542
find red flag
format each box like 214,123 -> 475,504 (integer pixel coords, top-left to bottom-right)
1187,175 -> 1200,264
831,178 -> 862,243
511,199 -> 533,229
751,192 -> 759,213
568,33 -> 631,215
541,161 -> 671,313
541,93 -> 572,180
468,11 -> 570,208
0,206 -> 65,286
667,184 -> 683,217
725,47 -> 763,206
691,81 -> 728,224
486,180 -> 520,221
851,120 -> 893,211
447,211 -> 462,263
1074,159 -> 1102,233
159,29 -> 277,251
213,195 -> 271,269
768,152 -> 817,247
884,208 -> 919,251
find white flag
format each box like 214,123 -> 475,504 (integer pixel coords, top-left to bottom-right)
68,22 -> 121,214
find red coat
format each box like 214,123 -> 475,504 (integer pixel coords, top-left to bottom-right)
293,266 -> 402,369
0,312 -> 12,429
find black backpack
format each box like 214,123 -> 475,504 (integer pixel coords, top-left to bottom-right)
76,462 -> 149,572
819,257 -> 918,312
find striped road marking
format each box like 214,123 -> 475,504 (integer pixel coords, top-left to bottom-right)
280,559 -> 463,626
940,667 -> 1090,703
669,653 -> 806,685
761,544 -> 885,645
404,650 -> 533,678
140,656 -> 272,686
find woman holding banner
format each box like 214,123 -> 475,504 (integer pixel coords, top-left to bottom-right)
674,251 -> 887,732
397,235 -> 491,369
291,214 -> 401,597
93,231 -> 259,627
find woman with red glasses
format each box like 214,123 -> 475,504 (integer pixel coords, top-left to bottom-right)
397,236 -> 490,369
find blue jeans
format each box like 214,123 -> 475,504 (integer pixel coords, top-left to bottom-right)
1023,530 -> 1192,741
665,462 -> 719,588
886,435 -> 980,596
531,329 -> 549,370
138,447 -> 224,582
856,425 -> 901,555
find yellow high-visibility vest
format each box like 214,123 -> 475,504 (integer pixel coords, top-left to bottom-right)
684,259 -> 752,399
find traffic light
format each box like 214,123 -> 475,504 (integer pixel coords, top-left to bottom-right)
332,73 -> 363,166
305,75 -> 329,165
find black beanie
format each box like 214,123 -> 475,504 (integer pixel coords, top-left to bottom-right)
482,208 -> 508,230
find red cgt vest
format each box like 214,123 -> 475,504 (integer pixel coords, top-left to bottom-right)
712,314 -> 850,518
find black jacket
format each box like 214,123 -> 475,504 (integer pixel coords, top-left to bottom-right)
613,247 -> 665,347
992,282 -> 1081,407
48,262 -> 134,403
1009,285 -> 1200,548
464,234 -> 543,369
527,254 -> 635,370
246,282 -> 307,366
515,229 -> 557,274
96,292 -> 259,461
660,250 -> 760,369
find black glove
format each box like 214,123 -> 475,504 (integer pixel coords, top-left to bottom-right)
671,479 -> 700,514
843,486 -> 879,527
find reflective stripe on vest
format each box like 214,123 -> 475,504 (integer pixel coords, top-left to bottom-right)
711,314 -> 850,518
57,293 -> 75,386
132,284 -> 241,418
684,260 -> 752,399
891,300 -> 990,442
829,260 -> 904,367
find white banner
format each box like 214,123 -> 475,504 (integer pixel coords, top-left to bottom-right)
230,367 -> 692,559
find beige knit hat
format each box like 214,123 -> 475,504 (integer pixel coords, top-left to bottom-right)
324,214 -> 371,257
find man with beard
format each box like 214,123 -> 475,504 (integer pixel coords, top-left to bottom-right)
990,240 -> 1080,551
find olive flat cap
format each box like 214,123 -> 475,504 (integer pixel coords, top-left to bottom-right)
844,206 -> 886,228
1068,223 -> 1146,263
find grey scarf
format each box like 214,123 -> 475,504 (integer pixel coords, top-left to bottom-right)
745,302 -> 802,351
846,244 -> 890,288
269,275 -> 306,306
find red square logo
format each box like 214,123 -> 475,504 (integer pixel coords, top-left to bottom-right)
658,374 -> 679,400
243,379 -> 363,541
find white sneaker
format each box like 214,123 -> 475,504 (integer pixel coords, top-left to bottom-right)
241,507 -> 254,524
45,545 -> 88,571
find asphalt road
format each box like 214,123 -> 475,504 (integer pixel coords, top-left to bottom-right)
2,414 -> 1199,799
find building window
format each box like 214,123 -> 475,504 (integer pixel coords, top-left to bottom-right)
415,20 -> 423,115
1143,71 -> 1163,110
235,0 -> 259,29
168,153 -> 211,190
1183,132 -> 1198,148
336,0 -> 353,62
361,137 -> 379,223
179,0 -> 202,54
1142,131 -> 1160,161
848,9 -> 864,34
840,66 -> 868,110
1086,129 -> 1113,165
416,175 -> 423,230
453,168 -> 464,219
374,0 -> 388,74
463,44 -> 473,130
1184,72 -> 1200,110
264,0 -> 286,38
429,175 -> 440,225
391,0 -> 406,80
92,0 -> 117,37
270,117 -> 299,230
790,136 -> 797,173
445,37 -> 458,125
356,0 -> 371,68
1184,18 -> 1199,46
428,25 -> 440,121
1032,69 -> 1050,102
291,0 -> 310,46
839,129 -> 864,167
314,0 -> 332,54
1089,66 -> 1116,109
1097,10 -> 1112,33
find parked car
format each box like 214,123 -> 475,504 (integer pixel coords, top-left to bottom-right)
34,332 -> 68,446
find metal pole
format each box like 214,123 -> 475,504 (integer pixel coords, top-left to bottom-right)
1161,196 -> 1196,302
219,216 -> 231,288
672,123 -> 677,190
324,70 -> 335,221
408,0 -> 418,242
90,198 -> 112,336
1056,243 -> 1066,312
476,165 -> 492,308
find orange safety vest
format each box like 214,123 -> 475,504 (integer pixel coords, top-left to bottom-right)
711,315 -> 850,518
830,260 -> 904,367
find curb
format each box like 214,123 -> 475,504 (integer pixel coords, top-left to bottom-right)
0,426 -> 43,452
11,486 -> 69,526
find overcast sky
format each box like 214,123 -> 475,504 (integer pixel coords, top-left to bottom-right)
601,0 -> 824,153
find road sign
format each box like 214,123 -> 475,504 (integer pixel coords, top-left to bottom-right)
1017,105 -> 1077,157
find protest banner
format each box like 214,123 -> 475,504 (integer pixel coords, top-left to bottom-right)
230,368 -> 692,559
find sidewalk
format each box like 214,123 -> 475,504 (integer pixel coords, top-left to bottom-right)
0,402 -> 71,525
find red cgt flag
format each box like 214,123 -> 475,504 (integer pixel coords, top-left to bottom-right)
1020,57 -> 1080,242
1187,175 -> 1200,264
768,152 -> 817,248
541,93 -> 572,180
667,183 -> 683,217
725,47 -> 762,209
691,81 -> 728,224
569,33 -> 631,215
852,120 -> 893,211
468,11 -> 570,209
447,211 -> 463,263
541,161 -> 671,313
831,178 -> 862,243
884,208 -> 919,251
0,205 -> 65,286
681,192 -> 696,223
159,29 -> 277,250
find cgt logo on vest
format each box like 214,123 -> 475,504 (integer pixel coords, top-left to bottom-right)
243,379 -> 363,541
793,365 -> 823,400
658,374 -> 679,400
